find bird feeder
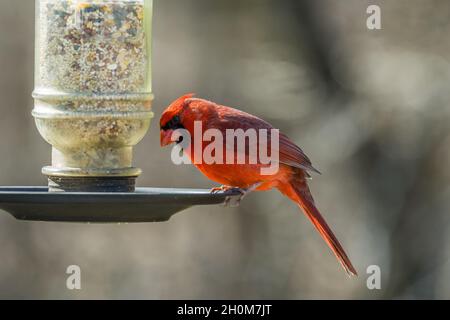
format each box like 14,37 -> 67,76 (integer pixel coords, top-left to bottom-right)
33,0 -> 154,192
0,0 -> 239,222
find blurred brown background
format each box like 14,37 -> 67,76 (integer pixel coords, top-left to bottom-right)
0,0 -> 449,299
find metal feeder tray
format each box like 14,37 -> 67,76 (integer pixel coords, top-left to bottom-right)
0,187 -> 241,223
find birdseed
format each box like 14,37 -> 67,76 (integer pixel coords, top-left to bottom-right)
37,0 -> 150,110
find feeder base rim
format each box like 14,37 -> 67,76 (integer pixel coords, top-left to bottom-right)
42,166 -> 142,178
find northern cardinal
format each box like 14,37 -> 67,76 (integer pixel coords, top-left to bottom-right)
160,94 -> 357,276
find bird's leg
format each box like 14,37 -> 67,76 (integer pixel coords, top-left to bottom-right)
222,182 -> 262,207
210,185 -> 236,194
211,185 -> 244,207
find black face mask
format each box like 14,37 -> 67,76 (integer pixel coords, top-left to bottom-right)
161,115 -> 184,131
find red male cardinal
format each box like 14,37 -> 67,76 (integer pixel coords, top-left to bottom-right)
160,94 -> 357,276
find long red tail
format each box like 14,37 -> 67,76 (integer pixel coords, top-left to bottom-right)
278,178 -> 357,276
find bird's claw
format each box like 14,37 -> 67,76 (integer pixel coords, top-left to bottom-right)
210,185 -> 244,207
212,183 -> 262,207
222,188 -> 247,207
210,185 -> 228,194
210,185 -> 241,194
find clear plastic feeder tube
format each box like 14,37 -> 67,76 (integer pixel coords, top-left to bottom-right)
33,0 -> 153,192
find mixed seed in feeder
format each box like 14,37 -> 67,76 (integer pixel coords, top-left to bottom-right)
39,0 -> 148,94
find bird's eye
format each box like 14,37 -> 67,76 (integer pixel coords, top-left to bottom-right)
162,115 -> 183,131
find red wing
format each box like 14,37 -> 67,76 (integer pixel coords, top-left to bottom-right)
277,133 -> 321,174
187,99 -> 320,174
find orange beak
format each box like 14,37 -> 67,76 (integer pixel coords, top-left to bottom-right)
160,129 -> 174,147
